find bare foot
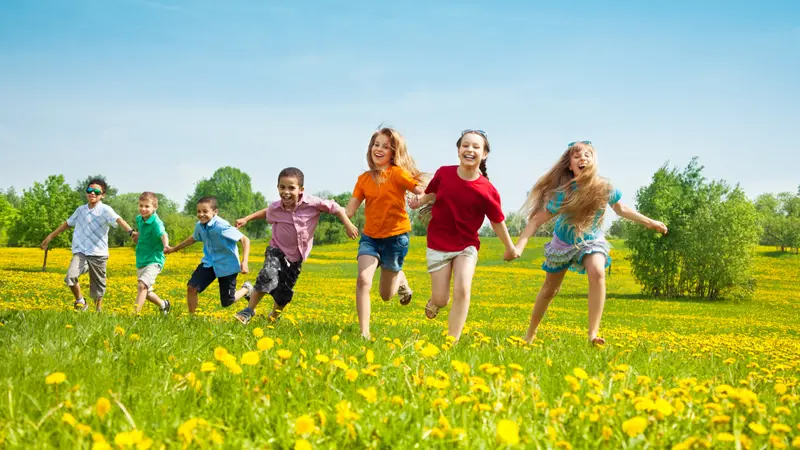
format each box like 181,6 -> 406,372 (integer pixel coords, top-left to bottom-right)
590,336 -> 606,346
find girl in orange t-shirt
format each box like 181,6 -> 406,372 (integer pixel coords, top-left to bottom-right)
346,127 -> 425,339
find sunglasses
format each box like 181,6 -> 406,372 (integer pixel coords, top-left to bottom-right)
462,129 -> 487,138
568,140 -> 592,148
86,187 -> 103,195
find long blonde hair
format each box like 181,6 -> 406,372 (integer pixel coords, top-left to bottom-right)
366,127 -> 421,183
522,142 -> 611,240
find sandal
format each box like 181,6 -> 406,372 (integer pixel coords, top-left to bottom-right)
73,299 -> 88,312
234,307 -> 255,325
425,299 -> 440,319
590,337 -> 606,346
398,284 -> 413,306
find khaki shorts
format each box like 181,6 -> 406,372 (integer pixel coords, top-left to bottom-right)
137,264 -> 162,293
65,253 -> 108,300
426,246 -> 478,273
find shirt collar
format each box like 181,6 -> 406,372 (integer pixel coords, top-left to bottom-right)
279,193 -> 308,211
203,216 -> 219,228
141,213 -> 157,224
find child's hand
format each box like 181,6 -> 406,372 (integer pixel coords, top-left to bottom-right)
131,231 -> 139,244
164,246 -> 174,254
345,223 -> 359,240
649,220 -> 668,234
40,237 -> 51,250
240,261 -> 249,274
408,195 -> 421,209
504,247 -> 521,262
235,218 -> 248,229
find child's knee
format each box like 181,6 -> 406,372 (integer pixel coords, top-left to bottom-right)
187,284 -> 198,295
137,281 -> 149,292
356,273 -> 373,289
587,268 -> 605,285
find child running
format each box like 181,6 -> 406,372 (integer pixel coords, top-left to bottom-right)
40,178 -> 137,312
410,129 -> 518,342
133,191 -> 171,315
514,141 -> 668,345
233,167 -> 359,324
346,127 -> 425,339
165,196 -> 253,314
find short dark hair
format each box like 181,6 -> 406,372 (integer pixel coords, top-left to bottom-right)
87,178 -> 108,193
197,196 -> 218,210
278,167 -> 305,187
139,192 -> 158,207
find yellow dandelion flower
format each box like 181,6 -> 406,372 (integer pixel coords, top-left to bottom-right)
95,397 -> 111,419
315,355 -> 329,363
711,415 -> 730,424
295,415 -> 315,435
391,396 -> 405,406
496,419 -> 519,445
200,362 -> 216,372
748,423 -> 767,435
775,406 -> 791,415
622,416 -> 648,437
277,349 -> 292,360
345,369 -> 358,382
365,349 -> 374,363
257,337 -> 275,351
45,372 -> 66,385
420,344 -> 440,357
602,426 -> 613,440
716,432 -> 735,442
775,383 -> 787,395
431,398 -> 449,408
509,363 -> 523,371
791,436 -> 800,448
573,368 -> 588,380
357,387 -> 377,403
62,413 -> 76,426
128,333 -> 140,342
556,441 -> 572,450
252,327 -> 264,338
113,326 -> 125,336
331,335 -> 340,342
455,395 -> 473,405
213,347 -> 229,361
295,439 -> 312,450
772,423 -> 791,433
240,351 -> 260,366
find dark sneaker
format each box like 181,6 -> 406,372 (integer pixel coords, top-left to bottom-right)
74,299 -> 88,312
234,307 -> 255,325
243,281 -> 254,300
161,300 -> 171,316
398,284 -> 413,306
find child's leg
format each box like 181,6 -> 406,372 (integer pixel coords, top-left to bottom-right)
187,265 -> 215,314
87,256 -> 108,312
377,233 -> 410,301
447,255 -> 478,341
136,265 -> 165,313
378,269 -> 402,301
64,254 -> 88,302
219,274 -> 250,307
429,263 -> 452,308
187,286 -> 200,314
146,291 -> 166,309
356,255 -> 380,338
135,281 -> 149,314
583,253 -> 607,342
267,261 -> 301,320
525,270 -> 567,342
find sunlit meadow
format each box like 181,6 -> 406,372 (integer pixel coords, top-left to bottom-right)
0,238 -> 798,449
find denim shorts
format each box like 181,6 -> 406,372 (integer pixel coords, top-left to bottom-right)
357,232 -> 409,272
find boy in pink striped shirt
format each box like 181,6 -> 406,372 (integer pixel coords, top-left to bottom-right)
233,167 -> 359,324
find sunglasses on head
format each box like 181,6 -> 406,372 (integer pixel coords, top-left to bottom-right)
462,129 -> 487,138
86,187 -> 103,195
568,140 -> 592,148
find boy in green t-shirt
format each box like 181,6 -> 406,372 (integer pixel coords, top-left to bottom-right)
134,192 -> 171,315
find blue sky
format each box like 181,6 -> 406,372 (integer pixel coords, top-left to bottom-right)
1,0 -> 798,219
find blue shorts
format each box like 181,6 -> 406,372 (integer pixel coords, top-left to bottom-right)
357,232 -> 409,272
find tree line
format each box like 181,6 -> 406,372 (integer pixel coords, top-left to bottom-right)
0,159 -> 792,300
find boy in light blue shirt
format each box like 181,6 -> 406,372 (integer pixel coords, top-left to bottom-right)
166,196 -> 252,314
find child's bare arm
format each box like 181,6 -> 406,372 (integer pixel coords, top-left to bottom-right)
491,221 -> 519,261
409,193 -> 436,209
41,222 -> 70,249
239,235 -> 250,273
165,236 -> 196,254
515,209 -> 554,251
345,197 -> 362,218
335,208 -> 359,239
160,232 -> 169,250
235,208 -> 267,229
411,185 -> 425,196
612,202 -> 668,234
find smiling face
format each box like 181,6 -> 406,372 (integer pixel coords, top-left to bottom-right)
370,132 -> 393,169
85,183 -> 105,207
569,145 -> 595,176
457,132 -> 487,169
138,199 -> 157,219
196,202 -> 217,224
278,176 -> 304,209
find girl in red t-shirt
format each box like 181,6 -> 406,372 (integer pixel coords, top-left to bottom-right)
409,130 -> 519,341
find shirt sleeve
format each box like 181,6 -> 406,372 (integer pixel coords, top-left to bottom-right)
484,184 -> 506,223
221,224 -> 244,242
546,191 -> 565,214
308,196 -> 340,215
608,187 -> 622,205
103,205 -> 120,227
192,222 -> 203,241
66,207 -> 81,227
352,174 -> 366,201
393,167 -> 419,192
424,168 -> 442,195
156,218 -> 167,237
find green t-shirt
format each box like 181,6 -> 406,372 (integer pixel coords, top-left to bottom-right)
135,213 -> 166,268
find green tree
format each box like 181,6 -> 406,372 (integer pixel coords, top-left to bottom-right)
607,219 -> 631,239
0,195 -> 19,246
4,187 -> 21,208
75,174 -> 119,202
312,191 -> 364,245
184,167 -> 268,238
754,191 -> 800,253
626,158 -> 761,299
8,175 -> 82,247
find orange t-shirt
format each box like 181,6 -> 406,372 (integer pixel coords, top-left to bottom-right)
353,166 -> 419,238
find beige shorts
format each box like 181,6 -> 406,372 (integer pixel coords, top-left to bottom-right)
65,253 -> 108,300
137,264 -> 162,293
426,246 -> 478,273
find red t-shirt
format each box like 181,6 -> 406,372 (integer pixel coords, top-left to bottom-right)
425,165 -> 505,252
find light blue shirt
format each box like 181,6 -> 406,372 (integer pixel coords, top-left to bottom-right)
66,203 -> 120,256
547,184 -> 622,245
192,216 -> 244,277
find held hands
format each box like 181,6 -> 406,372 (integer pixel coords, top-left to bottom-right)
344,223 -> 359,240
407,195 -> 421,210
131,231 -> 139,244
235,218 -> 248,229
164,246 -> 175,254
503,246 -> 522,262
648,220 -> 669,235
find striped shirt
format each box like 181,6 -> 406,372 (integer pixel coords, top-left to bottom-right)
66,203 -> 120,256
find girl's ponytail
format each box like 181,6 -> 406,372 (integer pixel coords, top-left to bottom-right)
479,159 -> 488,179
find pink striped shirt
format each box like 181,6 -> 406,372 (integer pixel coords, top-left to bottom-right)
266,194 -> 341,262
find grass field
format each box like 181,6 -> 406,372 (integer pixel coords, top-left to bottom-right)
0,238 -> 798,449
